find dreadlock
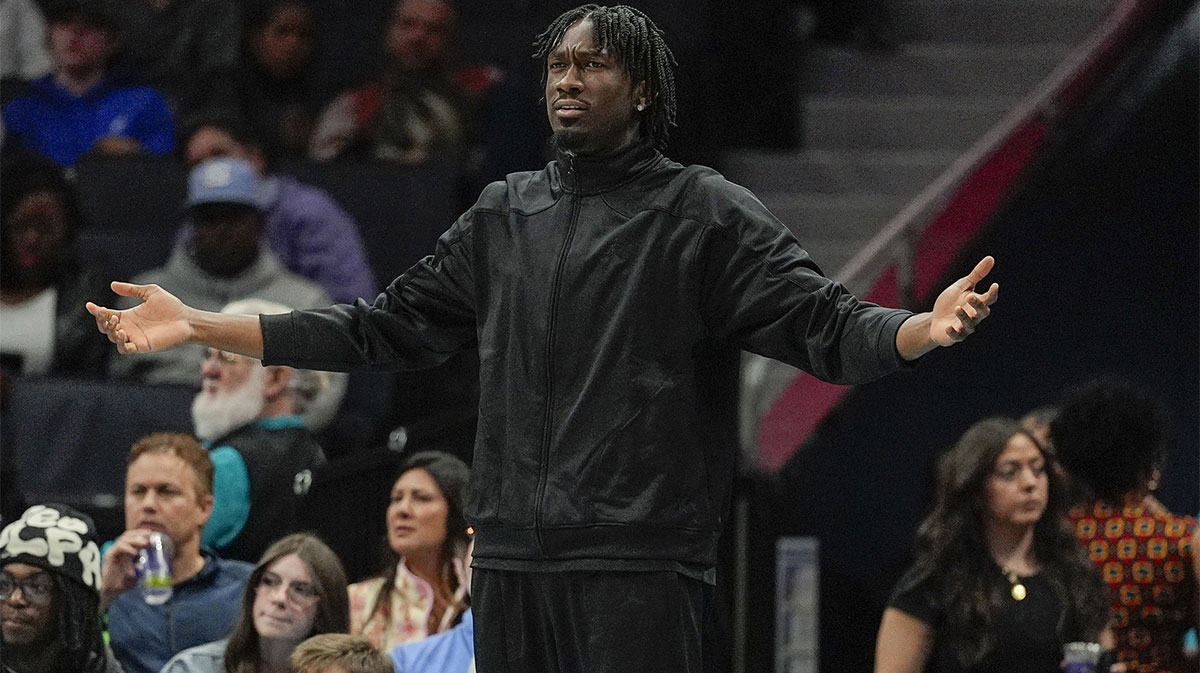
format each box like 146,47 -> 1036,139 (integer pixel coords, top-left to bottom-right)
532,4 -> 678,151
53,573 -> 110,673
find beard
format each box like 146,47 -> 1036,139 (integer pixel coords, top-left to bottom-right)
191,366 -> 267,442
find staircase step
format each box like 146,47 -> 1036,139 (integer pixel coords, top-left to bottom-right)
757,192 -> 906,242
895,0 -> 1104,44
722,149 -> 955,195
803,95 -> 1016,150
803,42 -> 1069,97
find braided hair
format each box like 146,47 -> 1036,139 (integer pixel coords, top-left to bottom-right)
52,573 -> 110,673
532,4 -> 677,151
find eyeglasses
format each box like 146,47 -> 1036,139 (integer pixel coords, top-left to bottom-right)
204,348 -> 244,365
256,571 -> 320,607
0,572 -> 54,606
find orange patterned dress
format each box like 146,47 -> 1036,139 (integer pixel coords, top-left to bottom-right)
1069,499 -> 1197,673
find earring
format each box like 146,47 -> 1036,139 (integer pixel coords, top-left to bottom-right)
636,103 -> 646,111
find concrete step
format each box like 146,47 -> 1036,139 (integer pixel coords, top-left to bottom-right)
803,95 -> 1016,150
758,192 -> 907,243
722,148 -> 955,195
803,42 -> 1070,97
894,0 -> 1105,44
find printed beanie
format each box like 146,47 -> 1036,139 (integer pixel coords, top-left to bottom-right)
0,504 -> 102,594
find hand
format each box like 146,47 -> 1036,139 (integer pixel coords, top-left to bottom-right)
928,256 -> 999,346
91,136 -> 145,156
86,282 -> 195,354
100,529 -> 152,609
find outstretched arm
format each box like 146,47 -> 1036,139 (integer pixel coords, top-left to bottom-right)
85,281 -> 264,358
895,256 -> 999,361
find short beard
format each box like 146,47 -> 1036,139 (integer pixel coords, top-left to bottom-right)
191,366 -> 266,442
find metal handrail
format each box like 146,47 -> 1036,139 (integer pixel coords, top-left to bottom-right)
834,0 -> 1148,304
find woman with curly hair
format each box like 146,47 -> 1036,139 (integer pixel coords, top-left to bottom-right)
874,417 -> 1109,672
1051,377 -> 1197,673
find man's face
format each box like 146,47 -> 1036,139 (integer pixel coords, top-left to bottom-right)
191,348 -> 268,442
251,3 -> 315,79
385,0 -> 456,72
545,19 -> 642,157
0,563 -> 55,648
124,452 -> 213,550
48,15 -> 114,74
190,203 -> 263,277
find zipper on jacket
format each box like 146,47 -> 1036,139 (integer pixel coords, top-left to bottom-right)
534,154 -> 583,556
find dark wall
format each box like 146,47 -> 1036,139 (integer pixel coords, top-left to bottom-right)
749,2 -> 1199,671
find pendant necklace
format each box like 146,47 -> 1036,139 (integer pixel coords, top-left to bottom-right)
1003,567 -> 1027,601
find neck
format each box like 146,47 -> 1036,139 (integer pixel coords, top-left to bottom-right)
5,640 -> 63,673
985,521 -> 1038,574
257,637 -> 300,673
54,66 -> 105,96
403,549 -> 444,592
0,283 -> 51,305
173,538 -> 207,583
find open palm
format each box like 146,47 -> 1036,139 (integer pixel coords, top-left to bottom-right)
86,282 -> 194,354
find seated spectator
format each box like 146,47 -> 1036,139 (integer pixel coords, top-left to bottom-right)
389,536 -> 473,673
108,0 -> 240,115
294,634 -> 395,673
350,451 -> 470,652
2,0 -> 174,166
194,298 -> 337,563
161,532 -> 350,673
309,0 -> 497,165
107,156 -> 331,385
178,110 -> 377,304
0,0 -> 52,86
0,503 -> 121,673
874,417 -> 1109,672
236,0 -> 325,162
0,155 -> 113,378
1051,377 -> 1198,673
101,433 -> 254,673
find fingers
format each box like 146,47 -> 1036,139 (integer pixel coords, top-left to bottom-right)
962,256 -> 995,287
110,281 -> 155,299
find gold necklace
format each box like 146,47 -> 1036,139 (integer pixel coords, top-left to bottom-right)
1002,567 -> 1027,601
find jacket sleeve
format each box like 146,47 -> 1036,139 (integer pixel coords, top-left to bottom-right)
260,213 -> 477,371
694,176 -> 912,385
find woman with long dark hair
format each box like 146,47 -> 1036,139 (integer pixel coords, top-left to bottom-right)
160,533 -> 349,673
874,417 -> 1109,672
348,450 -> 470,651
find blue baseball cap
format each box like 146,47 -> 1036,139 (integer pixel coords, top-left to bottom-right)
186,157 -> 267,210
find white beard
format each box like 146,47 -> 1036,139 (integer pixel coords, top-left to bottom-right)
191,366 -> 267,442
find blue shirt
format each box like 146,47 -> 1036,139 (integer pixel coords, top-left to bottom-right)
2,74 -> 174,166
108,548 -> 252,673
390,609 -> 475,673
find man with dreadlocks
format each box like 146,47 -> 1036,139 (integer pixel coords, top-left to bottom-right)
0,504 -> 122,673
88,5 -> 999,670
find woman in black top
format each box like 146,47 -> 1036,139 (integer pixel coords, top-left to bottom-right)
874,417 -> 1109,673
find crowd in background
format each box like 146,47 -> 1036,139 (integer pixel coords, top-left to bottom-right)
0,1 -> 1197,673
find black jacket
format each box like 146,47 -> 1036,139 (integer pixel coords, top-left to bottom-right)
262,142 -> 912,568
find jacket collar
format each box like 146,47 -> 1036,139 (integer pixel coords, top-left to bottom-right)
550,141 -> 662,196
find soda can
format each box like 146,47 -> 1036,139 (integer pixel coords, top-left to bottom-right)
1063,641 -> 1101,673
136,532 -> 175,605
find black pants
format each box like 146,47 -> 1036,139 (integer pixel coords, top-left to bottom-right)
472,568 -> 708,673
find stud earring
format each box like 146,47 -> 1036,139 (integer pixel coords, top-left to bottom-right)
636,103 -> 646,111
